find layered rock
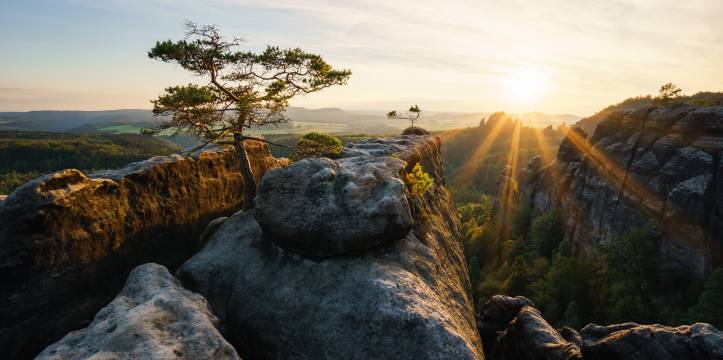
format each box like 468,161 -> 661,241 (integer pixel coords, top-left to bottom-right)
479,294 -> 722,360
37,263 -> 240,360
178,135 -> 485,359
523,106 -> 723,275
0,141 -> 287,358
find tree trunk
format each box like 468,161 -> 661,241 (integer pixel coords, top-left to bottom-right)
233,133 -> 258,210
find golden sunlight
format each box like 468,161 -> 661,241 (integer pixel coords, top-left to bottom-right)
503,68 -> 547,103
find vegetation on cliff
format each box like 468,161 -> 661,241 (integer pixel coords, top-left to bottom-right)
0,131 -> 180,194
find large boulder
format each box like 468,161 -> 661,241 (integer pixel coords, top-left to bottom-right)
255,155 -> 413,257
492,306 -> 582,360
37,263 -> 240,360
177,135 -> 484,359
580,322 -> 723,360
0,141 -> 287,358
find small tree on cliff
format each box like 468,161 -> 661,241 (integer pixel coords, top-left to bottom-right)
653,82 -> 682,107
387,105 -> 421,130
145,21 -> 351,209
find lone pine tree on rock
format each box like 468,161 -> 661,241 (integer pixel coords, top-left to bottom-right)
387,105 -> 422,130
145,21 -> 351,209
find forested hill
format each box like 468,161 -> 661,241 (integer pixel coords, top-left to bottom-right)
439,112 -> 567,202
0,131 -> 180,194
575,91 -> 723,134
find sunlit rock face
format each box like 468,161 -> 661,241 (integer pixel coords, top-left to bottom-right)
178,135 -> 485,359
523,106 -> 723,275
0,141 -> 287,359
37,264 -> 241,360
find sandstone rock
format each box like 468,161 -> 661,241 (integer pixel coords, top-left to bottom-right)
0,141 -> 287,358
493,306 -> 582,360
521,105 -> 722,275
37,263 -> 240,360
558,326 -> 583,348
476,295 -> 535,334
580,322 -> 723,360
178,135 -> 484,359
402,126 -> 432,135
255,155 -> 412,257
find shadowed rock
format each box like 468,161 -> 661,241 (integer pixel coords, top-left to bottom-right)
0,141 -> 286,358
494,306 -> 582,360
178,135 -> 484,359
37,263 -> 240,360
580,322 -> 723,360
521,105 -> 723,275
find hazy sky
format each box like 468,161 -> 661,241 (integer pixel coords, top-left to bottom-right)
1,0 -> 722,115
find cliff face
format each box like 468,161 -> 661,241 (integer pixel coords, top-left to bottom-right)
0,141 -> 287,359
177,135 -> 485,359
524,106 -> 722,275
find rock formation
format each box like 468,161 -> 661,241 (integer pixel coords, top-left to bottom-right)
177,135 -> 485,359
523,105 -> 723,275
477,294 -> 723,360
580,322 -> 723,360
37,263 -> 240,360
0,141 -> 287,358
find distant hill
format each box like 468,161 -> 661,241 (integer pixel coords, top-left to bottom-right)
0,108 -> 580,135
0,131 -> 180,194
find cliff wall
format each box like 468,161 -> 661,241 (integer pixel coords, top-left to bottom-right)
523,106 -> 722,275
0,141 -> 287,358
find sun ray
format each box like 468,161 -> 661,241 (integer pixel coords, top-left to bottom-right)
453,117 -> 508,186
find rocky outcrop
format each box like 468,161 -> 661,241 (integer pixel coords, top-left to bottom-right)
255,154 -> 413,257
0,194 -> 6,205
523,106 -> 723,275
480,294 -> 722,360
0,141 -> 287,358
476,295 -> 581,360
178,135 -> 485,359
37,263 -> 240,360
580,322 -> 723,360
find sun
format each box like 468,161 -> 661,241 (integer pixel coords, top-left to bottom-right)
503,68 -> 546,103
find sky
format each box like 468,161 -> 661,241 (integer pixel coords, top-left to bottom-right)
1,0 -> 722,116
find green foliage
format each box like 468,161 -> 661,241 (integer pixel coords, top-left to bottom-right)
441,115 -> 566,197
145,21 -> 351,143
296,132 -> 343,158
653,82 -> 683,107
387,104 -> 422,128
530,210 -> 563,259
687,268 -> 723,328
455,190 -> 713,327
0,131 -> 180,194
406,163 -> 434,195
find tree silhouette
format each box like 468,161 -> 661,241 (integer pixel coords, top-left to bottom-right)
387,105 -> 422,130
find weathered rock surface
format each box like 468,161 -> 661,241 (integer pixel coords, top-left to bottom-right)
255,154 -> 413,257
178,135 -> 485,359
476,296 -> 581,360
523,105 -> 723,275
0,141 -> 287,358
580,322 -> 723,360
480,294 -> 722,360
494,306 -> 583,360
402,126 -> 432,135
37,263 -> 240,360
